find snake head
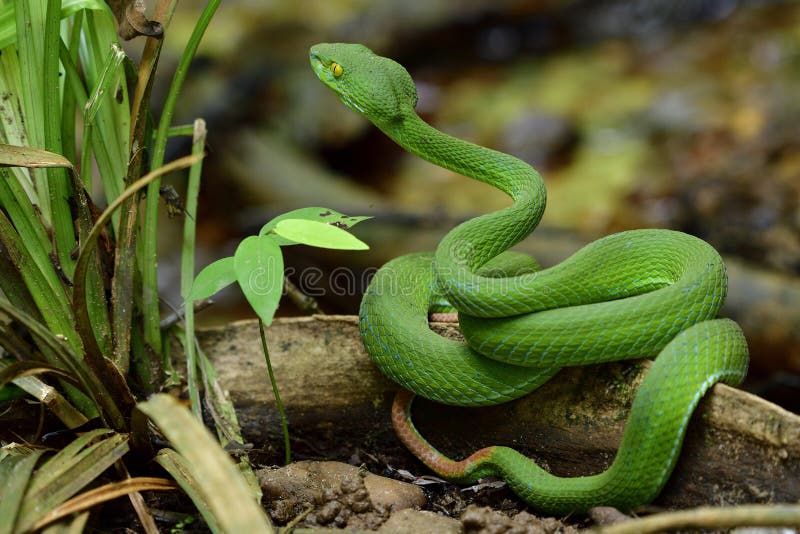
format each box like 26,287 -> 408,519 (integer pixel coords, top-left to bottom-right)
310,43 -> 418,126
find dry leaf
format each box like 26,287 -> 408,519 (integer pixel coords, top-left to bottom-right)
105,0 -> 163,40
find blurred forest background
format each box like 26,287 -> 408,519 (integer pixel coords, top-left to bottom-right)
131,1 -> 799,409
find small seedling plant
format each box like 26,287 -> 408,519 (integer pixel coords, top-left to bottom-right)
186,207 -> 370,464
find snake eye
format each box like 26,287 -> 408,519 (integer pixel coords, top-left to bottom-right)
330,62 -> 343,78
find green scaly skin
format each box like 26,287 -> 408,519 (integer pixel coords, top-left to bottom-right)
310,43 -> 749,515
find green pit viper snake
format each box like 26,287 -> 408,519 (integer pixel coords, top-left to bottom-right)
310,43 -> 749,515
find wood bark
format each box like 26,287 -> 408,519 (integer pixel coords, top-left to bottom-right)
198,316 -> 800,510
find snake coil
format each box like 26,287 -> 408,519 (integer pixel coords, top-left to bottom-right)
311,43 -> 749,515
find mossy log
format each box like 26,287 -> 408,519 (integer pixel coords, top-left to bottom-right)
198,316 -> 800,510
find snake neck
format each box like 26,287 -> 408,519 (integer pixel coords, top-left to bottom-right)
380,111 -> 539,201
379,111 -> 547,313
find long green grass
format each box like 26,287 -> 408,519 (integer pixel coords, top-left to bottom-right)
0,0 -> 271,531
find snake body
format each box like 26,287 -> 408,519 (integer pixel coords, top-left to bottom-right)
310,43 -> 749,515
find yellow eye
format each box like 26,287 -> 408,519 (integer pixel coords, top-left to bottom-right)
331,62 -> 343,78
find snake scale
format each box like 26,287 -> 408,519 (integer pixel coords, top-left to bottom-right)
310,43 -> 749,515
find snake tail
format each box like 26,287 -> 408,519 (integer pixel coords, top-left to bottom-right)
393,319 -> 748,515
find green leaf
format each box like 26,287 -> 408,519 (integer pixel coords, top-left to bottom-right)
185,257 -> 235,302
26,429 -> 116,495
0,144 -> 73,169
273,219 -> 369,250
138,395 -> 274,534
258,207 -> 371,244
234,236 -> 283,326
16,432 -> 129,532
0,0 -> 107,49
0,450 -> 44,534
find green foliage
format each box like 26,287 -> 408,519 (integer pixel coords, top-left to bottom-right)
258,206 -> 371,239
234,236 -> 284,326
138,395 -> 273,534
185,257 -> 236,302
0,431 -> 129,532
0,0 -> 105,49
189,207 -> 369,325
187,208 -> 369,465
0,0 -> 369,528
0,0 -> 276,530
274,219 -> 369,250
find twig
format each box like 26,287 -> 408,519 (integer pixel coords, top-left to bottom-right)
283,502 -> 314,533
596,504 -> 800,534
284,277 -> 322,315
115,461 -> 159,534
160,299 -> 214,330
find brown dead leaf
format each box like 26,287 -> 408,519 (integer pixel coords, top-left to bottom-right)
105,0 -> 163,40
0,144 -> 73,169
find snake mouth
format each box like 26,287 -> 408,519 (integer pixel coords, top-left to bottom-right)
309,47 -> 331,80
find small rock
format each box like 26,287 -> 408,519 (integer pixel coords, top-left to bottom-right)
341,476 -> 362,494
364,468 -> 426,511
379,509 -> 462,534
267,498 -> 295,523
588,506 -> 630,526
316,500 -> 343,525
461,505 -> 579,534
257,461 -> 425,528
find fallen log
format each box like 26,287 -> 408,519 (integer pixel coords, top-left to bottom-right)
198,316 -> 800,510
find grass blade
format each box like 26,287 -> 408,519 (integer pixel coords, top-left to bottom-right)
29,429 -> 114,492
181,119 -> 207,419
17,432 -> 130,532
79,8 -> 129,221
0,226 -> 39,318
138,394 -> 274,533
30,477 -> 176,532
43,0 -> 76,279
70,168 -> 112,359
0,145 -> 73,169
0,450 -> 44,534
0,177 -> 72,331
14,0 -> 50,221
168,328 -> 261,499
0,0 -> 105,49
0,359 -> 87,428
0,295 -> 107,423
110,0 -> 175,380
154,449 -> 222,533
0,208 -> 97,418
59,11 -> 83,165
72,153 -> 202,383
80,43 -> 126,191
0,360 -> 78,388
39,510 -> 88,534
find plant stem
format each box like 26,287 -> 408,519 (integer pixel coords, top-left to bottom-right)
258,319 -> 290,465
116,0 -> 175,386
181,119 -> 207,419
141,0 -> 221,359
44,0 -> 75,277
